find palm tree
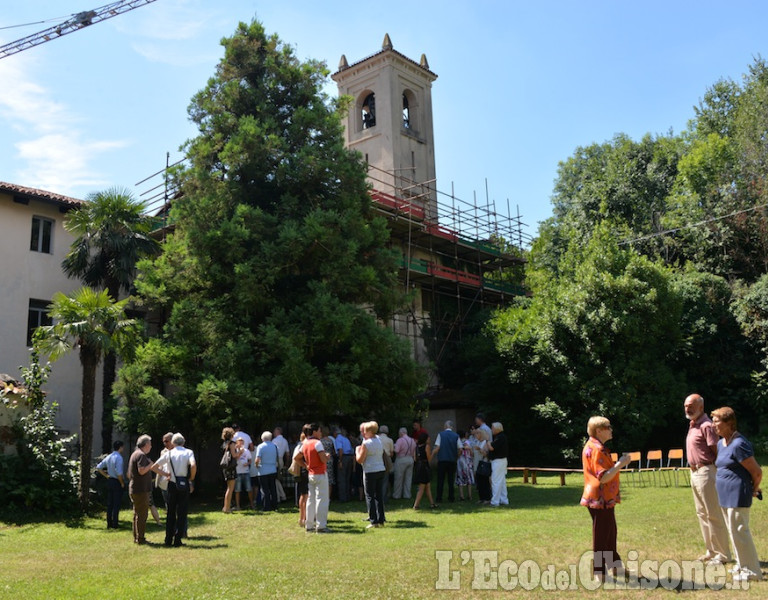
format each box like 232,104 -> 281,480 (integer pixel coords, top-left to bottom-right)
62,187 -> 159,453
37,287 -> 139,511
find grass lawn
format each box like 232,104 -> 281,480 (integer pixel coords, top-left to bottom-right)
1,472 -> 766,599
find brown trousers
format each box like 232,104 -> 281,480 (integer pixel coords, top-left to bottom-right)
588,507 -> 622,576
130,492 -> 151,543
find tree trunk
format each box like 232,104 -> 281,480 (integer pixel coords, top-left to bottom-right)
101,350 -> 116,453
102,280 -> 120,453
79,348 -> 99,512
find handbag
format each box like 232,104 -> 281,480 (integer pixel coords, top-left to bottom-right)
476,460 -> 491,478
169,455 -> 190,491
288,457 -> 302,477
220,441 -> 237,469
382,449 -> 393,473
288,444 -> 304,477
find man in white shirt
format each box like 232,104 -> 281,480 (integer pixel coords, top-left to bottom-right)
154,432 -> 174,509
273,427 -> 290,465
156,433 -> 196,547
232,423 -> 253,448
378,425 -> 395,498
272,427 -> 290,502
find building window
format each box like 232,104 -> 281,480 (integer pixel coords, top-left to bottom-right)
362,93 -> 376,129
27,299 -> 52,345
30,216 -> 53,253
402,93 -> 410,129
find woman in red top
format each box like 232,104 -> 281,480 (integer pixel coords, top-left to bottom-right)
580,416 -> 631,582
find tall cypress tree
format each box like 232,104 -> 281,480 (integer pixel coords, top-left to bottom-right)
123,21 -> 424,433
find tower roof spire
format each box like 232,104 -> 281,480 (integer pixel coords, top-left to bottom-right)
382,33 -> 393,51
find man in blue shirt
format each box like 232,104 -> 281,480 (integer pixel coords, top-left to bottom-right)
335,428 -> 354,502
96,440 -> 125,529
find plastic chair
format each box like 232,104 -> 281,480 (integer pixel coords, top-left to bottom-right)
639,450 -> 663,486
660,448 -> 686,486
620,451 -> 642,487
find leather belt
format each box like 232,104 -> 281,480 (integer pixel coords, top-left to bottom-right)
690,462 -> 713,472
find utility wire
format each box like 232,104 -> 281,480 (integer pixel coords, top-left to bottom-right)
619,202 -> 768,245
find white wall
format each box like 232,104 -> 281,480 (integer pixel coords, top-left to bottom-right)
0,192 -> 103,454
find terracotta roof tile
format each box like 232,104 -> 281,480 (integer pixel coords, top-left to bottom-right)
0,181 -> 84,208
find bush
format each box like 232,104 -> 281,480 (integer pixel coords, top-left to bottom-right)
0,346 -> 78,517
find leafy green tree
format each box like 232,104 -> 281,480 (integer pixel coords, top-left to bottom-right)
62,188 -> 159,453
122,21 -> 424,435
691,78 -> 741,139
732,274 -> 768,418
543,133 -> 685,268
37,288 -> 138,511
491,224 -> 687,459
664,58 -> 768,282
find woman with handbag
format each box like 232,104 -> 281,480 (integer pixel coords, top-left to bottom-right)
474,429 -> 492,504
291,431 -> 310,528
220,427 -> 243,514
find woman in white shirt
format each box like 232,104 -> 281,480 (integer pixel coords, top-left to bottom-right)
356,421 -> 386,529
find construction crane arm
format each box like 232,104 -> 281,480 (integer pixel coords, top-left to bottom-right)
0,0 -> 158,60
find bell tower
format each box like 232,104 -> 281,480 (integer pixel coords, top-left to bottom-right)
332,34 -> 438,218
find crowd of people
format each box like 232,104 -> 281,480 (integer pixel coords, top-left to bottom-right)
214,414 -> 510,532
96,431 -> 196,547
93,414 -> 511,544
581,395 -> 763,584
95,396 -> 762,586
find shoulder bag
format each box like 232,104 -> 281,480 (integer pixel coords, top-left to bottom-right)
382,446 -> 393,473
169,454 -> 190,491
476,459 -> 491,478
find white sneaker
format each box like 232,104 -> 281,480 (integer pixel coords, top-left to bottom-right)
733,569 -> 761,582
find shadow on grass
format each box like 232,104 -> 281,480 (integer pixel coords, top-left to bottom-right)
0,511 -> 87,529
142,538 -> 229,550
322,518 -> 430,534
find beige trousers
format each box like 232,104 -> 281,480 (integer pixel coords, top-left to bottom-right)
690,465 -> 730,560
722,506 -> 761,577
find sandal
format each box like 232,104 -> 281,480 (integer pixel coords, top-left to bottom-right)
430,504 -> 438,509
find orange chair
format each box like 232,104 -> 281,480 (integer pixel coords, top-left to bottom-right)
639,450 -> 663,486
619,451 -> 642,487
660,448 -> 687,486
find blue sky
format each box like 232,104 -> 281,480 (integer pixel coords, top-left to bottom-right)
2,1 -> 768,241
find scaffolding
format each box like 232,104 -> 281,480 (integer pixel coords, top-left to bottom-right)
365,164 -> 531,386
136,157 -> 531,388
